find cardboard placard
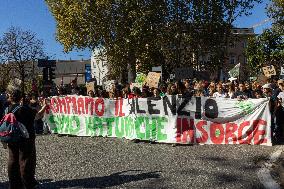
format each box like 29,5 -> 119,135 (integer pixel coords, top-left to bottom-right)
146,72 -> 161,88
130,83 -> 142,90
86,82 -> 95,94
280,66 -> 284,76
262,65 -> 276,77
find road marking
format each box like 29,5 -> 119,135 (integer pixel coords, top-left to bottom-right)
257,146 -> 284,189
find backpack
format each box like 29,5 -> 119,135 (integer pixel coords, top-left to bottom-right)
0,105 -> 29,143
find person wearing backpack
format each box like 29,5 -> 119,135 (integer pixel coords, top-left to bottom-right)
4,88 -> 38,189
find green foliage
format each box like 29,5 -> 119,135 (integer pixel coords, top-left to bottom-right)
267,0 -> 284,34
245,29 -> 284,75
46,0 -> 262,79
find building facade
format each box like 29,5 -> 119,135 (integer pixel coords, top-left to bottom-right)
91,49 -> 109,85
90,28 -> 255,82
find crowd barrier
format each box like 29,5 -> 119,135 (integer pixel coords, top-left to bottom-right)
43,95 -> 272,146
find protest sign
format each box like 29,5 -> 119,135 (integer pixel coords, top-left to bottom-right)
228,63 -> 240,78
152,66 -> 162,72
146,72 -> 161,88
175,68 -> 193,80
86,82 -> 95,94
135,72 -> 147,85
281,66 -> 284,76
130,83 -> 142,90
44,96 -> 272,146
262,65 -> 276,77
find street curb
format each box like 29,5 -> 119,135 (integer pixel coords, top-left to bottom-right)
257,146 -> 284,189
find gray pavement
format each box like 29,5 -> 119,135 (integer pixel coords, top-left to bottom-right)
0,135 -> 279,189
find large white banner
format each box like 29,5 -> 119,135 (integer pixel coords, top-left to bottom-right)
44,96 -> 272,146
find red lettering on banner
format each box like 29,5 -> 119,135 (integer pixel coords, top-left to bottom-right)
115,99 -> 125,117
57,97 -> 67,114
196,121 -> 208,143
77,97 -> 85,115
225,123 -> 238,144
115,99 -> 119,116
95,98 -> 105,116
182,118 -> 194,143
89,99 -> 95,115
176,118 -> 194,143
50,98 -> 58,113
210,123 -> 224,144
71,97 -> 78,114
238,121 -> 253,144
84,97 -> 93,115
119,99 -> 125,117
252,119 -> 267,144
176,118 -> 182,142
65,96 -> 72,114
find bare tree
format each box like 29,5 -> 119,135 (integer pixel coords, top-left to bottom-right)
0,26 -> 45,94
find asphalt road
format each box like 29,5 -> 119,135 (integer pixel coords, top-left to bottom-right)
0,135 -> 279,189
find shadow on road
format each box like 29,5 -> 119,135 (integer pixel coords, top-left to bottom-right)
0,170 -> 160,189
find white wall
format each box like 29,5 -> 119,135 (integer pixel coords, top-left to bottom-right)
91,49 -> 108,85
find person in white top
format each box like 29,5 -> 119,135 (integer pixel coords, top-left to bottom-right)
213,84 -> 227,98
275,79 -> 284,143
277,80 -> 284,107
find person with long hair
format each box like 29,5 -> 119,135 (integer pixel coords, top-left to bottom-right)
4,86 -> 38,189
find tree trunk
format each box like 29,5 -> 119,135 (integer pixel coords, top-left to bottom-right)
20,67 -> 25,96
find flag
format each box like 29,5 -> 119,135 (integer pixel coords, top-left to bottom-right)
228,63 -> 240,78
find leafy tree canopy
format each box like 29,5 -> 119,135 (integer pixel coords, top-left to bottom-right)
267,0 -> 284,34
245,29 -> 284,75
46,0 -> 262,79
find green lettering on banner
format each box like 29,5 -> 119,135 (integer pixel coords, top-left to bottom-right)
115,117 -> 125,138
85,117 -> 104,136
63,115 -> 70,133
49,115 -> 58,133
135,117 -> 145,140
125,117 -> 135,138
55,115 -> 64,133
105,117 -> 114,136
85,117 -> 94,136
94,117 -> 104,136
69,116 -> 80,135
145,117 -> 157,140
157,117 -> 168,140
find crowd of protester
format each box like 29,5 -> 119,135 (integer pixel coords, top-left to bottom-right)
1,77 -> 284,143
1,78 -> 283,188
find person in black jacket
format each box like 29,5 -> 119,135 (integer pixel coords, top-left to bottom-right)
5,87 -> 38,189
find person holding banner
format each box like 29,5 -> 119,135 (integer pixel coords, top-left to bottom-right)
213,84 -> 227,98
232,83 -> 252,99
275,80 -> 284,143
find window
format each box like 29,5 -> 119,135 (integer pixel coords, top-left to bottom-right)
229,42 -> 236,48
244,57 -> 247,64
243,41 -> 247,48
230,55 -> 236,64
